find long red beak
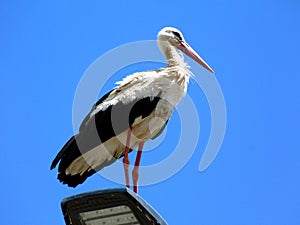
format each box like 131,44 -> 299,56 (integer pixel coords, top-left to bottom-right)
177,41 -> 215,74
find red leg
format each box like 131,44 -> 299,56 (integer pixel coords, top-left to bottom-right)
132,142 -> 144,194
123,129 -> 131,188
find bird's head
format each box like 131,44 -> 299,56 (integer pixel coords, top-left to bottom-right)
157,27 -> 214,74
158,27 -> 185,46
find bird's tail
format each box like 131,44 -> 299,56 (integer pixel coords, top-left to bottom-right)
50,136 -> 75,170
50,135 -> 96,187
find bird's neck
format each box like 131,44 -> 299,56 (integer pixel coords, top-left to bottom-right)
164,45 -> 186,67
158,40 -> 187,68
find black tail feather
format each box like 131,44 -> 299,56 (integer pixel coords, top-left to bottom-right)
50,136 -> 76,170
57,169 -> 96,188
50,135 -> 95,187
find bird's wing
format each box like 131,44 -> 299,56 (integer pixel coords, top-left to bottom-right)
80,70 -> 165,134
79,90 -> 113,132
51,71 -> 169,187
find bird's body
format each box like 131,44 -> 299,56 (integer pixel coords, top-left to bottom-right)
51,27 -> 214,192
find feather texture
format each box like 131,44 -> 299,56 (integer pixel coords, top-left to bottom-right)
50,26 -> 211,188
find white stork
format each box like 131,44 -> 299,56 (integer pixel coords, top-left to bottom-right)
50,27 -> 214,193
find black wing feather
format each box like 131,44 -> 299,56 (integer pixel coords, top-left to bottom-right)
79,90 -> 113,132
51,90 -> 163,187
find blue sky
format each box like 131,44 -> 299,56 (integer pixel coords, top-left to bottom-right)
1,1 -> 300,224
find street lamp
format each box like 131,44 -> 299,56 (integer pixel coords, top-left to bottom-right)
61,188 -> 168,225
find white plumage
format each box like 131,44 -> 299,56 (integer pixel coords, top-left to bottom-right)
51,27 -> 214,193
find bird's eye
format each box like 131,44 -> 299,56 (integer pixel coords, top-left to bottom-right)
172,31 -> 183,41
